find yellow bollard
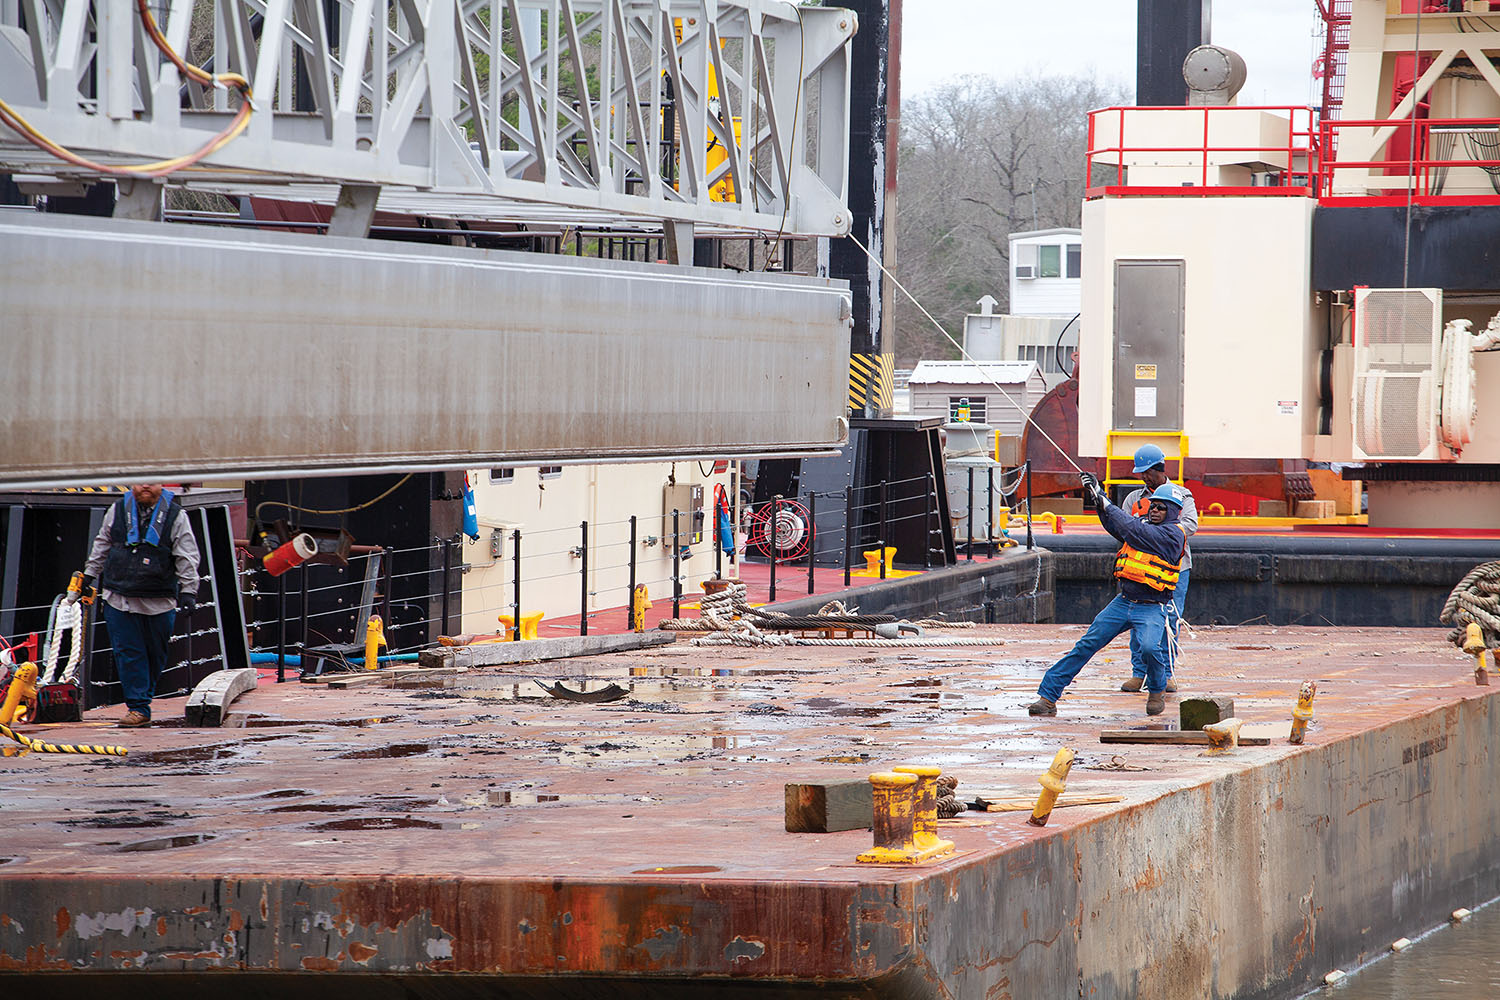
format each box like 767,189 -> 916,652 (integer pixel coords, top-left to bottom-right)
0,662 -> 38,725
892,764 -> 956,860
1027,748 -> 1076,827
861,547 -> 898,575
1463,623 -> 1490,686
364,615 -> 387,671
1290,681 -> 1317,745
497,612 -> 545,641
631,584 -> 652,633
856,772 -> 923,864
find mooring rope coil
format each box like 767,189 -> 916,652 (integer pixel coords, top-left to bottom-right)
1440,560 -> 1500,650
663,584 -> 995,647
0,722 -> 127,757
41,596 -> 83,685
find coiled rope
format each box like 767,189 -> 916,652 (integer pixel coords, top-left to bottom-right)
661,585 -> 1002,647
42,597 -> 83,685
1441,560 -> 1500,650
0,722 -> 127,757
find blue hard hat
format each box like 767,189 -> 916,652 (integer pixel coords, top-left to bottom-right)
1132,444 -> 1167,474
1147,483 -> 1184,510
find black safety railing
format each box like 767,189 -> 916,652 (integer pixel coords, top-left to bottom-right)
1,466 -> 1046,691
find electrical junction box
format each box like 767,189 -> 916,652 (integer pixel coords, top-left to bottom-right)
464,518 -> 515,568
663,484 -> 705,547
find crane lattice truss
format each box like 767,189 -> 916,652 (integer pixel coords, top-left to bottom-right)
0,0 -> 854,235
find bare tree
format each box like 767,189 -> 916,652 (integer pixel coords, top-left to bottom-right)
892,74 -> 1129,365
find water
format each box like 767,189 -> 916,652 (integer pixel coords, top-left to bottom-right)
1308,903 -> 1500,998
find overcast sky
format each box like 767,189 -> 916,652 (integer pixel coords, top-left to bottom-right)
900,1 -> 1325,107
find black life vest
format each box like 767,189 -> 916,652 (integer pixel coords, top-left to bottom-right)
102,493 -> 181,598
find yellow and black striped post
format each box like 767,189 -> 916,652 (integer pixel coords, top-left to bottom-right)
848,352 -> 895,416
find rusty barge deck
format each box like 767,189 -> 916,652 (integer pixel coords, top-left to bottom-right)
0,624 -> 1493,999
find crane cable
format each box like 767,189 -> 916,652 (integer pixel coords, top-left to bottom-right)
846,232 -> 1084,475
0,0 -> 254,179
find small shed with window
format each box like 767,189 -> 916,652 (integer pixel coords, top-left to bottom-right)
907,360 -> 1048,437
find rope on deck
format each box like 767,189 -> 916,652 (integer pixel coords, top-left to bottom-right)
1440,560 -> 1500,650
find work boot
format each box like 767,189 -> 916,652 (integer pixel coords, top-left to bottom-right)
1120,676 -> 1144,692
1165,678 -> 1178,693
118,710 -> 150,728
1027,697 -> 1057,717
1145,691 -> 1166,716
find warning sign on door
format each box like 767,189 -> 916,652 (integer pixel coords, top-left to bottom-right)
1135,364 -> 1158,380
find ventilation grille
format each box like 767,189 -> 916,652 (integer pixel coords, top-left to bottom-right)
1352,289 -> 1441,460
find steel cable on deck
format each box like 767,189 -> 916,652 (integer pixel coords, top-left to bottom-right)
1440,560 -> 1500,649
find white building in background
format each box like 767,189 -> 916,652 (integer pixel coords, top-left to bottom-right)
958,228 -> 1083,390
907,360 -> 1048,438
460,463 -> 733,636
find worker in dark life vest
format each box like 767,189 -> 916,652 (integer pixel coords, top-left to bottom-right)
1029,477 -> 1187,718
69,485 -> 200,728
1117,444 -> 1196,693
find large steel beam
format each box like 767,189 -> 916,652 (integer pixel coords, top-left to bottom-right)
0,214 -> 852,488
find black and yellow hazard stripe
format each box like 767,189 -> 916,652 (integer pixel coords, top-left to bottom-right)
848,353 -> 895,414
60,486 -> 127,493
0,722 -> 128,756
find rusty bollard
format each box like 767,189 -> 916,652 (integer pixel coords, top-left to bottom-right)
1289,681 -> 1317,745
856,772 -> 922,864
1027,748 -> 1076,827
893,764 -> 956,860
1203,718 -> 1245,755
1464,623 -> 1491,686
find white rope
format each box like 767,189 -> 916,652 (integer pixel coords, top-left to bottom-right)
912,618 -> 977,629
42,599 -> 83,685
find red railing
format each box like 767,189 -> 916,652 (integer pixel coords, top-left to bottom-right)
1085,107 -> 1500,205
1085,106 -> 1322,199
1318,116 -> 1500,203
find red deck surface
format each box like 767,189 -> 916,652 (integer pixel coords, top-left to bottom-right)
0,623 -> 1473,880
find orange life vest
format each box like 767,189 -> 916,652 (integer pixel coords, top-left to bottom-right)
1113,523 -> 1187,591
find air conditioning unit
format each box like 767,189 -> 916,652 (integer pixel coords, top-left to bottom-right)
1351,288 -> 1442,460
1015,265 -> 1035,279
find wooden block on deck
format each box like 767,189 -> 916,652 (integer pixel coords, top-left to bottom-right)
1257,500 -> 1288,517
785,779 -> 873,833
420,630 -> 676,669
1100,730 -> 1270,746
1294,499 -> 1335,519
1180,696 -> 1234,731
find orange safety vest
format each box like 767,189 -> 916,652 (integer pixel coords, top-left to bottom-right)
1113,523 -> 1187,592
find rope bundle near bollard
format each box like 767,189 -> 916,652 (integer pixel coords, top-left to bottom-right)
0,722 -> 127,757
1440,560 -> 1500,650
42,597 -> 83,683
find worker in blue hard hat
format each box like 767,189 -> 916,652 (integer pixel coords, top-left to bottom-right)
1118,445 -> 1197,694
1029,479 -> 1188,718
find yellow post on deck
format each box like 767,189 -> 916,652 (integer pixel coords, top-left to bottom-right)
364,615 -> 387,671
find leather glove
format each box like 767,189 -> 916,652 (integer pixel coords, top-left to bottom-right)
176,592 -> 197,616
64,574 -> 94,605
1078,473 -> 1109,508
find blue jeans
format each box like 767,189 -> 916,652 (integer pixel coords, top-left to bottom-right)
1039,595 -> 1172,702
103,604 -> 176,718
1131,568 -> 1188,680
